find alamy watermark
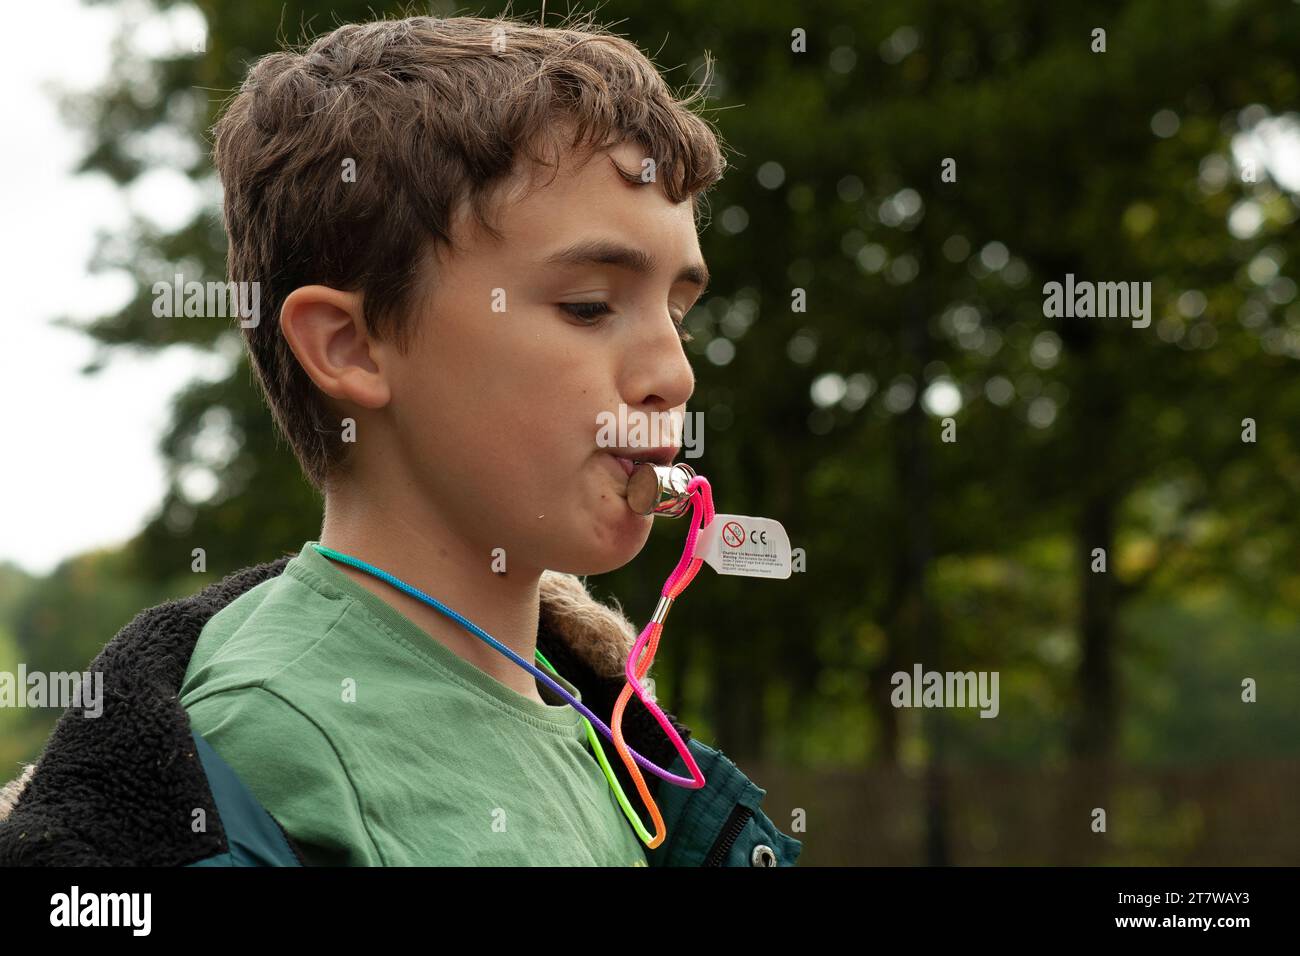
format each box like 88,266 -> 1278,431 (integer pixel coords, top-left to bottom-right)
890,664 -> 1000,718
1042,273 -> 1152,328
152,274 -> 260,328
0,666 -> 103,718
596,403 -> 704,458
50,886 -> 150,935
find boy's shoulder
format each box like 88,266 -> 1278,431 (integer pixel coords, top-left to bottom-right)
180,549 -> 329,703
0,557 -> 298,865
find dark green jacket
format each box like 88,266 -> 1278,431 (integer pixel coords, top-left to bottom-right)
0,559 -> 801,867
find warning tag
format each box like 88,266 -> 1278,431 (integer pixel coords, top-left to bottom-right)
694,514 -> 792,579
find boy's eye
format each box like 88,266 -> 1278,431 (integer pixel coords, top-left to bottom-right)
672,312 -> 694,343
559,301 -> 612,323
559,301 -> 694,344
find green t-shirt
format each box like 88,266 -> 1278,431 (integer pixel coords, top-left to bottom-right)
180,541 -> 647,866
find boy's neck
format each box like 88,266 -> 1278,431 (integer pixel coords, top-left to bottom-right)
319,487 -> 547,705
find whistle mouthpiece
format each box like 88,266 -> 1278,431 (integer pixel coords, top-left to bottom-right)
626,462 -> 696,517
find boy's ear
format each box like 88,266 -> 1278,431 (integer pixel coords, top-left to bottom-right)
279,285 -> 391,410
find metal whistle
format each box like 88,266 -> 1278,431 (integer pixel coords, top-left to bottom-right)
626,462 -> 697,517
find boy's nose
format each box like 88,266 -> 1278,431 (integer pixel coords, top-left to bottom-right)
632,346 -> 695,414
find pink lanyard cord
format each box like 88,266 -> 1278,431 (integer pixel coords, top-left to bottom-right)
610,475 -> 716,847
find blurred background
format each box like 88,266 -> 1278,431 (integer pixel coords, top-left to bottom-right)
2,0 -> 1299,865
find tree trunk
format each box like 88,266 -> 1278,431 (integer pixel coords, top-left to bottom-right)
1072,491 -> 1119,757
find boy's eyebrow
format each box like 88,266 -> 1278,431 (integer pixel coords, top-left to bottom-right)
542,238 -> 711,295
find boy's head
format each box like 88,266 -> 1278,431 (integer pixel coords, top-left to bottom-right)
213,14 -> 727,575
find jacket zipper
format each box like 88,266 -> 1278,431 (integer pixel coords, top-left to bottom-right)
702,804 -> 753,866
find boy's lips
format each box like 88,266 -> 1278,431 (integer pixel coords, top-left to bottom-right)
604,446 -> 680,467
600,446 -> 680,485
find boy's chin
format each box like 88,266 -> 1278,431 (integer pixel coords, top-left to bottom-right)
549,517 -> 653,577
558,556 -> 635,577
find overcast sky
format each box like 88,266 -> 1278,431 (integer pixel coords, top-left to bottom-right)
0,0 -> 216,574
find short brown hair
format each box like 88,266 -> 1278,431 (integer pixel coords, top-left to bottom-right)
212,13 -> 728,491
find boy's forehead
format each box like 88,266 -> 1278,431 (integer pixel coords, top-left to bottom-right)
463,139 -> 700,266
511,139 -> 665,218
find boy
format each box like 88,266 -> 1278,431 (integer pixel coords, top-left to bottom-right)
0,13 -> 801,867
